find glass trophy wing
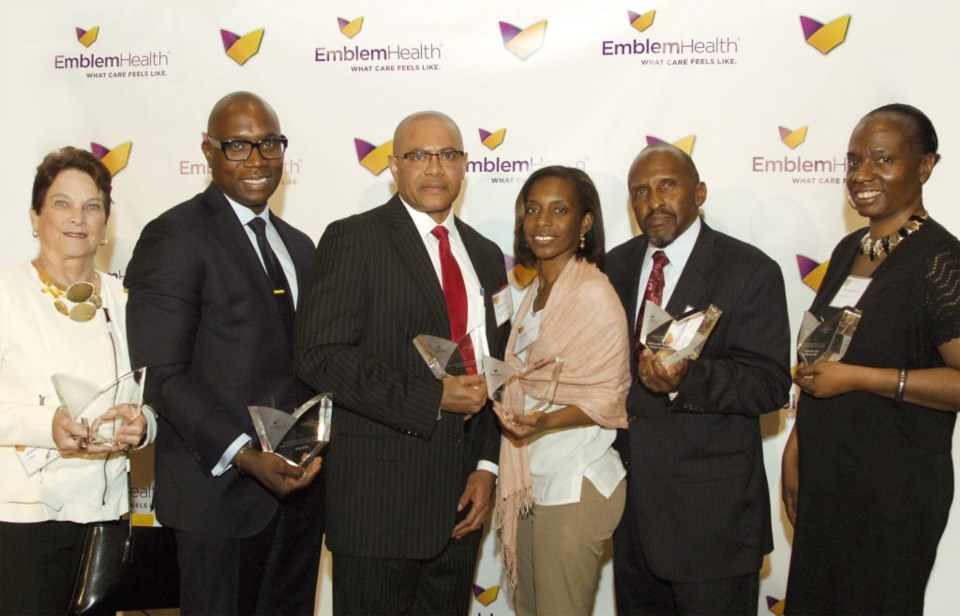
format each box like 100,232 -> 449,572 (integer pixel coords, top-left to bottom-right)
481,356 -> 558,401
644,305 -> 722,368
50,366 -> 147,445
413,325 -> 481,379
248,393 -> 332,467
797,307 -> 862,365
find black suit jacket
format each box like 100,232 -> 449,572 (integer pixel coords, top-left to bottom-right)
125,185 -> 317,537
606,222 -> 790,582
295,194 -> 509,560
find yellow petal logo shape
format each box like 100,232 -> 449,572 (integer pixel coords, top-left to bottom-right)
479,128 -> 506,150
338,17 -> 364,39
95,142 -> 133,177
629,10 -> 656,33
500,20 -> 547,60
474,585 -> 500,606
76,26 -> 99,48
671,135 -> 696,155
779,126 -> 808,149
355,139 -> 393,175
802,15 -> 850,54
224,29 -> 265,65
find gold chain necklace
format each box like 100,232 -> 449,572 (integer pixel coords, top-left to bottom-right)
37,267 -> 102,322
859,213 -> 927,261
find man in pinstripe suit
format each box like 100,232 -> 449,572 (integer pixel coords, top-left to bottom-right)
607,144 -> 791,614
296,111 -> 509,615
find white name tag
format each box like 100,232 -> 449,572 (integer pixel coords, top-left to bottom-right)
514,310 -> 541,355
492,285 -> 514,327
829,275 -> 871,308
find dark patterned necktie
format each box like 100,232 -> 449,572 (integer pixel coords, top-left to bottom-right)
431,226 -> 476,374
634,250 -> 669,359
248,217 -> 295,342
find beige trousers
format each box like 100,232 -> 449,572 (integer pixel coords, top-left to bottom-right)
515,477 -> 626,616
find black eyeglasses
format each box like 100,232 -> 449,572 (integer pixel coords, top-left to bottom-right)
208,136 -> 288,161
396,149 -> 466,165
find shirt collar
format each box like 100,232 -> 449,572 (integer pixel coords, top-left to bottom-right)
643,216 -> 702,266
399,195 -> 459,241
223,191 -> 271,227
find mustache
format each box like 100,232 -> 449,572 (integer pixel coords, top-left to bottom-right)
644,210 -> 676,225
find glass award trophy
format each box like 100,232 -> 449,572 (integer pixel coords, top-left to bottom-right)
796,307 -> 862,366
413,326 -> 481,379
482,355 -> 563,413
641,302 -> 723,368
51,366 -> 148,446
248,393 -> 332,467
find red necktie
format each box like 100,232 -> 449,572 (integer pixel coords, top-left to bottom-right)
431,226 -> 477,374
634,250 -> 669,359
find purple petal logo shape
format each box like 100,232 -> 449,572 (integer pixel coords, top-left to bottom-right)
220,29 -> 241,51
799,16 -> 824,41
796,255 -> 820,279
354,138 -> 376,160
479,129 -> 492,141
499,21 -> 522,43
90,143 -> 110,159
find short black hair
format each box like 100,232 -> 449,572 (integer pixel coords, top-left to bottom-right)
864,103 -> 941,164
513,166 -> 606,270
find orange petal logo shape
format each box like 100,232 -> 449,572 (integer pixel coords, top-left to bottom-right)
221,28 -> 265,65
76,26 -> 99,48
646,135 -> 696,156
779,126 -> 808,149
355,138 -> 393,175
800,15 -> 851,54
479,128 -> 507,150
472,584 -> 500,607
628,10 -> 656,33
499,20 -> 547,60
91,142 -> 132,177
338,17 -> 364,39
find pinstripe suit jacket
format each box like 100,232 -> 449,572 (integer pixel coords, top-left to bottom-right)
606,222 -> 790,582
125,185 -> 318,538
295,195 -> 508,559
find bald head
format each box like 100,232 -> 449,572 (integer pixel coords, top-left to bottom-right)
629,143 -> 700,184
207,91 -> 280,136
392,111 -> 463,155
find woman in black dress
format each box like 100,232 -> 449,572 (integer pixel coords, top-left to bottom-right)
782,104 -> 960,614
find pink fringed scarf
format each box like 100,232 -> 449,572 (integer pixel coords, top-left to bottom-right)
494,257 -> 630,586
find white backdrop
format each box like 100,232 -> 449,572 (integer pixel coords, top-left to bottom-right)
2,2 -> 958,614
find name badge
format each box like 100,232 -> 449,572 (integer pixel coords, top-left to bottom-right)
492,285 -> 514,326
514,311 -> 541,355
829,275 -> 871,308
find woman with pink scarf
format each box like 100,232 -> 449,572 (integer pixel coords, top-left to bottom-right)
494,166 -> 631,615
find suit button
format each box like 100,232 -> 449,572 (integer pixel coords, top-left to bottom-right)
453,433 -> 463,443
628,415 -> 638,422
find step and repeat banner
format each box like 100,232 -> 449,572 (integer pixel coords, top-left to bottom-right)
2,1 -> 957,614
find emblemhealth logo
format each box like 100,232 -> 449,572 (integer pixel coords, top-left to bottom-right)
355,138 -> 392,175
753,124 -> 845,183
499,20 -> 547,60
800,15 -> 851,55
479,128 -> 507,150
91,142 -> 132,176
603,10 -> 738,66
56,27 -> 169,79
76,26 -> 99,48
646,135 -> 695,155
628,10 -> 656,33
317,17 -> 442,72
472,583 -> 500,607
221,28 -> 265,65
796,255 -> 829,292
338,17 -> 364,39
779,125 -> 808,149
766,595 -> 786,615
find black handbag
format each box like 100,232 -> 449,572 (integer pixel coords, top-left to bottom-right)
68,455 -> 180,615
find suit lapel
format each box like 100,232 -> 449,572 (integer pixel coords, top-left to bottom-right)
203,185 -> 286,325
456,218 -> 503,353
382,196 -> 449,332
665,223 -> 713,315
623,237 -> 649,337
